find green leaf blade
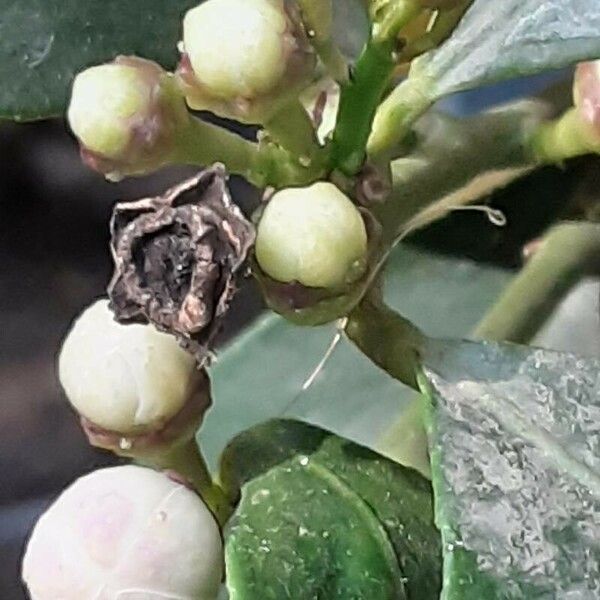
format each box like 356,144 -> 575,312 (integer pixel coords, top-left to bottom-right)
222,419 -> 442,600
0,0 -> 196,120
415,0 -> 600,100
421,340 -> 600,598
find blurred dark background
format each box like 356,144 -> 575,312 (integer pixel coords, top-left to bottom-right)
2,72 -> 600,599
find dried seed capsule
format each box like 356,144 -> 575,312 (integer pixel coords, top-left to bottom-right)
58,299 -> 207,437
22,465 -> 223,600
255,182 -> 368,289
108,165 -> 255,364
68,56 -> 190,180
179,0 -> 316,124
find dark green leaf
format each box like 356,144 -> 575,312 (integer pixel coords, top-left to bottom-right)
0,0 -> 196,120
222,419 -> 442,600
414,0 -> 600,100
202,245 -> 512,468
420,339 -> 600,598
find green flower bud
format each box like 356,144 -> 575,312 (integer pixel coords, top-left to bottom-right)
22,465 -> 223,600
58,299 -> 207,439
255,182 -> 368,289
179,0 -> 316,123
68,56 -> 189,180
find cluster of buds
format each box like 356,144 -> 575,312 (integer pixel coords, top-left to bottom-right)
25,0 -> 381,595
67,0 -> 321,181
22,466 -> 223,600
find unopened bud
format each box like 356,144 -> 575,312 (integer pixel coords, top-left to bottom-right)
22,465 -> 223,600
573,61 -> 600,139
255,182 -> 368,289
68,56 -> 189,179
179,0 -> 316,123
58,300 -> 208,442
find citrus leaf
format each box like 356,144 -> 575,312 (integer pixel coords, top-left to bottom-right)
420,339 -> 600,598
0,0 -> 196,120
222,419 -> 441,599
414,0 -> 600,100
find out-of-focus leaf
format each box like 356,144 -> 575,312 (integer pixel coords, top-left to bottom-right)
421,339 -> 600,598
202,244 -> 513,468
222,419 -> 441,599
0,0 -> 196,120
414,0 -> 600,101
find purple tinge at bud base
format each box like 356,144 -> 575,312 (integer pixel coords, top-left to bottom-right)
68,56 -> 190,180
574,61 -> 600,137
22,465 -> 223,600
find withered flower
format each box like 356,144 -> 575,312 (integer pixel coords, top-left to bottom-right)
108,164 -> 255,363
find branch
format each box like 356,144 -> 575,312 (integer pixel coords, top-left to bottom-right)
473,221 -> 600,343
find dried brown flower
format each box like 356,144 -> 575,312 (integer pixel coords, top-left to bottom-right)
108,164 -> 255,363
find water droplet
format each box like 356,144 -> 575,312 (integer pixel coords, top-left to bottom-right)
119,437 -> 132,450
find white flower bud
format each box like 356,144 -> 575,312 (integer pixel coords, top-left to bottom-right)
58,299 -> 200,435
68,57 -> 189,178
179,0 -> 316,123
22,465 -> 223,600
255,182 -> 368,288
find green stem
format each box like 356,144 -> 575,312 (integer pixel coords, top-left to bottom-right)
147,439 -> 232,526
529,108 -> 600,164
264,100 -> 321,158
175,116 -> 256,176
345,295 -> 425,390
175,116 -> 324,188
367,74 -> 433,160
474,222 -> 600,343
331,38 -> 397,175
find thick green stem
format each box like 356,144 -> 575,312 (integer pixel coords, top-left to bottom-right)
474,222 -> 600,343
345,296 -> 424,390
331,39 -> 397,174
146,439 -> 232,526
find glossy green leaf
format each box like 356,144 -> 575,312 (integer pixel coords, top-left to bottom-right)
202,245 -> 513,468
420,339 -> 600,598
414,0 -> 600,100
222,419 -> 441,599
0,0 -> 196,120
